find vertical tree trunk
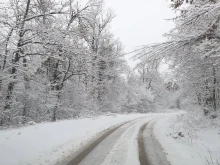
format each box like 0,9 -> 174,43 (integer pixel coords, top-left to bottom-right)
197,93 -> 202,105
4,0 -> 31,110
22,58 -> 30,124
212,67 -> 217,111
4,51 -> 20,110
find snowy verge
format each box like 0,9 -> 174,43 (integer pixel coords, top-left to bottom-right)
154,114 -> 220,165
0,114 -> 145,165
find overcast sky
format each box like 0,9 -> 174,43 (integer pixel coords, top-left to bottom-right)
105,0 -> 176,67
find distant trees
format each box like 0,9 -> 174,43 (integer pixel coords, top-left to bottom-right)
136,0 -> 220,112
135,62 -> 180,110
119,67 -> 155,113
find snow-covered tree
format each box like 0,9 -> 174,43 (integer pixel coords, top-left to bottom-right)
0,0 -> 128,127
136,0 -> 220,112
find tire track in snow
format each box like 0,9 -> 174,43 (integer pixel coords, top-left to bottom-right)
66,117 -> 146,165
138,118 -> 160,165
66,121 -> 128,165
100,117 -> 156,165
138,117 -> 170,165
138,122 -> 151,165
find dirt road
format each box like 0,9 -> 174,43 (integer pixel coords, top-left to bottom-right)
65,116 -> 170,165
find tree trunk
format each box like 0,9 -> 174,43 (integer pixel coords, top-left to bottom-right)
212,67 -> 217,111
4,0 -> 31,110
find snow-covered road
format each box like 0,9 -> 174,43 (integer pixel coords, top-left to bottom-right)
1,113 -> 218,165
1,114 -> 164,165
65,115 -> 170,165
2,113 -> 193,165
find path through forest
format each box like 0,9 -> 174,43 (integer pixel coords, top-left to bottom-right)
65,116 -> 170,165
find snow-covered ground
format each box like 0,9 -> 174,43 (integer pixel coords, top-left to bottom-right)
0,114 -> 145,165
1,111 -> 219,165
154,113 -> 220,165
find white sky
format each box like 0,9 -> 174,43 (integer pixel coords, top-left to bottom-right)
105,0 -> 176,67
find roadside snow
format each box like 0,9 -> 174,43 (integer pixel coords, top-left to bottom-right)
154,114 -> 220,165
0,114 -> 145,165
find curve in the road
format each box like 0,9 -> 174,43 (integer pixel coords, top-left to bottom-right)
66,115 -> 169,165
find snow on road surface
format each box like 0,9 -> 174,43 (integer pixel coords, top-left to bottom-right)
2,112 -> 217,165
143,118 -> 170,165
100,116 -> 155,165
154,115 -> 220,165
0,114 -> 145,165
66,115 -> 170,165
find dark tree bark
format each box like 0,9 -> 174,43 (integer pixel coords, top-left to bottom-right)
4,0 -> 31,110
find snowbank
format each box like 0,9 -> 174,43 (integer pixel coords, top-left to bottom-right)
0,114 -> 145,165
154,114 -> 220,165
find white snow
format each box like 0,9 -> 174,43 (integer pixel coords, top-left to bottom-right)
101,116 -> 156,165
154,114 -> 220,165
2,112 -> 219,165
0,114 -> 145,165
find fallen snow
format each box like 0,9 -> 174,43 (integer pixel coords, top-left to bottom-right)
154,114 -> 220,165
101,116 -> 156,165
2,112 -> 216,165
0,114 -> 145,165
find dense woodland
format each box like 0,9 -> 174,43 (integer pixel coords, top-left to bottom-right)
2,0 -> 219,127
137,0 -> 220,115
0,0 -> 163,127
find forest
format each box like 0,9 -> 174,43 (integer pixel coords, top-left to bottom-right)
0,0 -> 159,127
137,0 -> 220,117
1,0 -> 220,128
0,0 -> 220,165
